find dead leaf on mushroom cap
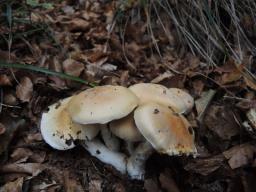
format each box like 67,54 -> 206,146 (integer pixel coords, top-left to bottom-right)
16,76 -> 33,102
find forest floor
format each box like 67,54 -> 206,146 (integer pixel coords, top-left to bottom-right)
0,1 -> 256,191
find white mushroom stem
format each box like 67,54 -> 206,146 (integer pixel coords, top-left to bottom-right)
127,142 -> 154,180
100,127 -> 120,151
82,139 -> 127,174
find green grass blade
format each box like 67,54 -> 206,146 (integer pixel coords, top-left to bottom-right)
0,62 -> 97,87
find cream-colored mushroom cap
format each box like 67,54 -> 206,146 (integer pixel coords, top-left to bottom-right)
169,88 -> 194,113
40,97 -> 100,150
129,83 -> 187,113
67,85 -> 139,124
109,113 -> 143,142
134,102 -> 197,155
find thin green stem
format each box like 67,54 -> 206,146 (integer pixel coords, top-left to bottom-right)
0,62 -> 97,87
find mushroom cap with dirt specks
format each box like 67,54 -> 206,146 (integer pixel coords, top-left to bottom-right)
40,97 -> 100,150
169,88 -> 194,113
66,85 -> 139,124
134,102 -> 197,155
109,113 -> 143,142
129,83 -> 187,114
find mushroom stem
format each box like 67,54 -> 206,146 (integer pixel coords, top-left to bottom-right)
82,139 -> 127,174
127,142 -> 154,180
126,141 -> 135,155
100,126 -> 120,151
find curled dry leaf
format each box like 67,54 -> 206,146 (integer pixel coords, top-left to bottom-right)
67,18 -> 90,31
0,177 -> 23,192
150,71 -> 174,84
89,179 -> 103,192
11,148 -> 33,162
63,58 -> 84,77
223,143 -> 256,169
0,163 -> 45,177
24,132 -> 43,143
112,183 -> 125,192
3,92 -> 18,105
0,116 -> 26,155
0,74 -> 12,86
0,122 -> 6,135
184,155 -> 225,176
195,89 -> 216,122
16,77 -> 33,102
144,178 -> 161,192
159,170 -> 180,192
247,109 -> 256,129
204,105 -> 240,140
63,171 -> 84,192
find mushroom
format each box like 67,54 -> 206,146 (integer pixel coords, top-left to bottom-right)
100,126 -> 120,151
109,113 -> 144,154
169,88 -> 194,113
126,102 -> 197,179
134,102 -> 197,155
67,85 -> 139,124
110,113 -> 143,142
82,139 -> 127,174
65,85 -> 139,174
40,97 -> 100,150
129,83 -> 188,113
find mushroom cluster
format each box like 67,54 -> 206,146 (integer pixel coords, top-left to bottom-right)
40,83 -> 197,180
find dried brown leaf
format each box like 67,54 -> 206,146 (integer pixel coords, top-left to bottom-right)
0,163 -> 45,176
3,92 -> 18,105
24,132 -> 43,143
67,18 -> 90,31
63,58 -> 84,77
223,143 -> 256,169
151,71 -> 174,84
159,171 -> 180,192
247,109 -> 256,129
113,183 -> 125,192
221,70 -> 242,84
0,177 -> 23,192
11,148 -> 33,162
89,179 -> 102,192
204,105 -> 240,140
184,155 -> 225,176
64,171 -> 84,192
0,123 -> 6,135
195,90 -> 216,122
0,74 -> 12,86
144,178 -> 160,192
0,116 -> 26,155
16,77 -> 33,102
244,77 -> 256,91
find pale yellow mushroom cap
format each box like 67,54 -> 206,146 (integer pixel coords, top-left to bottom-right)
109,113 -> 143,142
40,97 -> 100,150
129,83 -> 187,113
134,102 -> 197,155
169,88 -> 194,113
67,85 -> 139,124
